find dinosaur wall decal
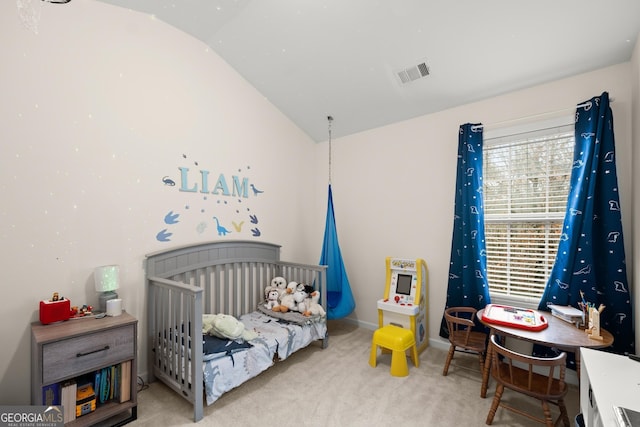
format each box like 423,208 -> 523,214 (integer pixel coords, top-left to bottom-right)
155,156 -> 265,242
213,216 -> 231,236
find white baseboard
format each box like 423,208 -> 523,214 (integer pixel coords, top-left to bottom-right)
339,316 -> 578,386
339,316 -> 461,353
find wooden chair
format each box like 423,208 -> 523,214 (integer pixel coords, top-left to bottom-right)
485,334 -> 570,427
442,307 -> 487,376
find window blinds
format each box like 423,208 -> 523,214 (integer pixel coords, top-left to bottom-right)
483,124 -> 574,300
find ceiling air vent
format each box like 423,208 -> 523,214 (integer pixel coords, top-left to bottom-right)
396,61 -> 430,85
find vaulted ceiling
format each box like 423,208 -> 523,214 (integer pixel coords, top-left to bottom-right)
96,0 -> 640,141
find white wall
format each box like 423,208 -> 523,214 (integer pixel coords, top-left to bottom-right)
315,61 -> 637,351
0,1 -> 320,404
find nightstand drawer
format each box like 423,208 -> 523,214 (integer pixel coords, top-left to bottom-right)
42,325 -> 135,384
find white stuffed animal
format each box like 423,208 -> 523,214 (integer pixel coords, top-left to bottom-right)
265,276 -> 287,299
274,281 -> 298,312
303,290 -> 326,317
291,283 -> 311,313
202,313 -> 257,341
264,289 -> 281,310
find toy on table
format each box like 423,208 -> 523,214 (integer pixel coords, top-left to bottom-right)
39,292 -> 71,324
481,304 -> 549,331
70,304 -> 95,317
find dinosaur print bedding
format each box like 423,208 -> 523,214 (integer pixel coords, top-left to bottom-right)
203,311 -> 327,405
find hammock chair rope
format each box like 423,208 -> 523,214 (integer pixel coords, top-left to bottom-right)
328,115 -> 333,185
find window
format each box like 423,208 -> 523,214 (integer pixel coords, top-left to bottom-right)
483,120 -> 574,305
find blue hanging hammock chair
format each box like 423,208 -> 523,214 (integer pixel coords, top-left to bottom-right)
320,184 -> 355,319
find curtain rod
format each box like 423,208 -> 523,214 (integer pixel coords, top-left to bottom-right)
472,98 -> 614,131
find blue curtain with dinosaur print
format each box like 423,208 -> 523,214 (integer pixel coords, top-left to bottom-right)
320,184 -> 355,319
440,123 -> 491,338
538,92 -> 634,356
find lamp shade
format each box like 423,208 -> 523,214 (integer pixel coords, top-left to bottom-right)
94,265 -> 120,292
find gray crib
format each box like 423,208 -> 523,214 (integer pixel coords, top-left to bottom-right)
145,240 -> 327,422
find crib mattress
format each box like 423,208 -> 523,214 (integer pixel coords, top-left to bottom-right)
203,311 -> 326,405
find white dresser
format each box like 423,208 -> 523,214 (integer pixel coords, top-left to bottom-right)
580,347 -> 640,426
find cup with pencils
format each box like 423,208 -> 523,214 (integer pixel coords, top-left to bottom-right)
579,291 -> 605,338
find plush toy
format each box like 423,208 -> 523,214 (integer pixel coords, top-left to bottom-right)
202,314 -> 217,335
303,290 -> 326,317
202,313 -> 257,341
291,284 -> 313,313
265,276 -> 288,299
264,289 -> 281,311
274,281 -> 298,312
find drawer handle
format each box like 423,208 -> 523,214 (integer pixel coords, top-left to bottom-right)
76,345 -> 110,357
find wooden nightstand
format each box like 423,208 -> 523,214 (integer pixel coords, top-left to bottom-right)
31,312 -> 138,426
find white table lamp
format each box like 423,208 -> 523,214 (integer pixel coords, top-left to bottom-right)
94,265 -> 120,313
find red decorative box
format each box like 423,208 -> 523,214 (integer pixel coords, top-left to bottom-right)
39,299 -> 71,324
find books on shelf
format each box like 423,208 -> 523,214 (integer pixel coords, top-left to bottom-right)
42,383 -> 60,405
91,361 -> 131,405
46,360 -> 131,422
548,304 -> 583,325
61,380 -> 77,423
120,360 -> 131,403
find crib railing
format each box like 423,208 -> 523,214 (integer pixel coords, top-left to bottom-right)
147,276 -> 204,420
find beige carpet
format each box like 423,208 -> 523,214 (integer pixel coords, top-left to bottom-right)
126,320 -> 579,426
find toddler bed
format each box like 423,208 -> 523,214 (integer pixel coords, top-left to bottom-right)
145,240 -> 328,422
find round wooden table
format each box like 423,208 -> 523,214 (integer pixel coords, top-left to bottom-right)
477,308 -> 613,398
